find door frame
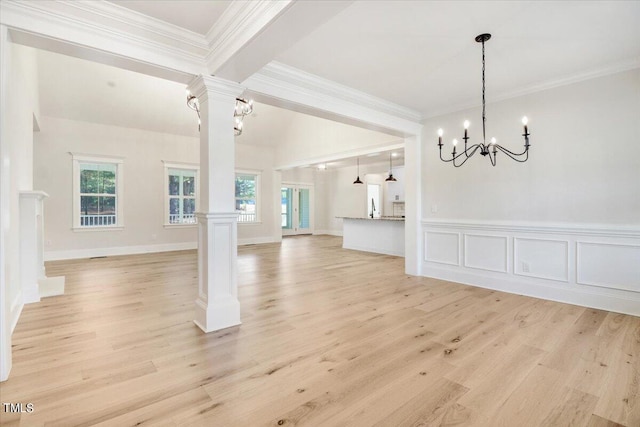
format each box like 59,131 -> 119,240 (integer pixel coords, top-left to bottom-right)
281,181 -> 314,236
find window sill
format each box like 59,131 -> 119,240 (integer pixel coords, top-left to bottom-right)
164,223 -> 197,229
73,226 -> 124,232
238,221 -> 262,226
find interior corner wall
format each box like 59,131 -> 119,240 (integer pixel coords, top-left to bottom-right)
420,68 -> 640,316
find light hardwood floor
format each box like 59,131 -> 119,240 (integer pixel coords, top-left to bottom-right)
1,235 -> 638,426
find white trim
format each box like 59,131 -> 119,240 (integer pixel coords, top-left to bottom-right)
205,1 -> 291,72
251,62 -> 422,122
44,241 -> 198,261
463,234 -> 508,273
73,226 -> 124,233
0,0 -> 208,73
236,170 -> 261,224
164,162 -> 200,227
513,237 -> 570,283
71,153 -> 124,230
423,59 -> 640,119
423,264 -> 640,317
421,219 -> 640,238
243,62 -> 423,137
422,220 -> 640,317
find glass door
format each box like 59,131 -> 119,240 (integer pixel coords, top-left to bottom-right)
282,184 -> 313,235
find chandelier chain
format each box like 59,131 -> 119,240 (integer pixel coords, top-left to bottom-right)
481,39 -> 486,145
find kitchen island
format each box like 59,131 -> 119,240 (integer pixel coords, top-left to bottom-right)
338,217 -> 405,257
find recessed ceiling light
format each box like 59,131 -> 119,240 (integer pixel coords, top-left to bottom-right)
317,164 -> 327,170
391,152 -> 398,157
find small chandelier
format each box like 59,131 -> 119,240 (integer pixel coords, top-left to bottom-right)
385,153 -> 397,182
438,33 -> 530,167
186,92 -> 253,136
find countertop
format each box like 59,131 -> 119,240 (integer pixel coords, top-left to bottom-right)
337,216 -> 405,222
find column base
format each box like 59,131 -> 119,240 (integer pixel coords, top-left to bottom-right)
194,295 -> 241,333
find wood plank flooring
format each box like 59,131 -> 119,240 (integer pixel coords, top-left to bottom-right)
1,235 -> 638,426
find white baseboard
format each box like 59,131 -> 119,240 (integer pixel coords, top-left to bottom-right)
423,265 -> 640,317
44,241 -> 198,261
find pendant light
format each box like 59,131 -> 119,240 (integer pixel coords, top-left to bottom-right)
385,153 -> 397,182
353,158 -> 363,184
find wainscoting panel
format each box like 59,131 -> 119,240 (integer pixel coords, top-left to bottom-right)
577,241 -> 640,292
514,237 -> 569,282
421,220 -> 640,316
424,231 -> 459,266
464,234 -> 508,273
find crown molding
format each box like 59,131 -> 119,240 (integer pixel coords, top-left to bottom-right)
245,61 -> 423,136
423,57 -> 640,120
65,1 -> 208,50
205,0 -> 292,74
260,62 -> 423,123
0,0 -> 208,74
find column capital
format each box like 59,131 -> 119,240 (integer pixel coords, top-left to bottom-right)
187,75 -> 245,101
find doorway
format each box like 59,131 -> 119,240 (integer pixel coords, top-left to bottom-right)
282,184 -> 313,235
367,183 -> 381,218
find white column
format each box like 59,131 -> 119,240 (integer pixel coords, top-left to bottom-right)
19,191 -> 48,303
404,130 -> 423,276
187,76 -> 243,333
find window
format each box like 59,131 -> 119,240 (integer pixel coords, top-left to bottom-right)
164,162 -> 198,226
72,154 -> 124,230
236,171 -> 260,223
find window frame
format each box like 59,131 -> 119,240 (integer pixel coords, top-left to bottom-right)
72,153 -> 124,231
235,169 -> 261,224
163,161 -> 199,228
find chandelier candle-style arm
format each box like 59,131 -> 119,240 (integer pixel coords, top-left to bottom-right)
437,33 -> 531,167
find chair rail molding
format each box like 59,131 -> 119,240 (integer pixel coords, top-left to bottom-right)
421,219 -> 640,316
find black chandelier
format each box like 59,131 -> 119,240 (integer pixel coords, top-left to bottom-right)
186,92 -> 253,136
438,33 -> 530,167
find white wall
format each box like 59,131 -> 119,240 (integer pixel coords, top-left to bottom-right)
1,39 -> 40,380
423,69 -> 640,224
34,117 -> 281,259
421,69 -> 640,316
236,143 -> 279,245
273,111 -> 400,168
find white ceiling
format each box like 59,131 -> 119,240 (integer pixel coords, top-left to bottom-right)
276,1 -> 640,117
108,1 -> 232,35
34,1 -> 640,167
35,49 -> 399,166
101,1 -> 640,119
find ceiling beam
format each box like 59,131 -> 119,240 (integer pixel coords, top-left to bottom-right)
210,1 -> 354,83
